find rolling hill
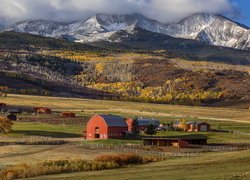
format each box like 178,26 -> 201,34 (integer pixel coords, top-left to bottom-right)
0,31 -> 249,108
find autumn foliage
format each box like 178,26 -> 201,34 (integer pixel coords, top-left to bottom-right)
0,154 -> 156,179
0,116 -> 13,134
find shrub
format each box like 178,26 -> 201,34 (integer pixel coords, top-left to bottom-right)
95,153 -> 149,166
0,154 -> 157,179
0,116 -> 13,134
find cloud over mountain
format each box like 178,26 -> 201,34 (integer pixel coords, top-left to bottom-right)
0,0 -> 237,24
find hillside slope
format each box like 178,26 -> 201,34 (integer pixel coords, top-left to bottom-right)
0,32 -> 249,107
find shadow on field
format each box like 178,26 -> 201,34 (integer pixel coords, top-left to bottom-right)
14,130 -> 81,138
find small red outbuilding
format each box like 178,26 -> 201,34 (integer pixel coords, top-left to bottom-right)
86,114 -> 128,139
62,112 -> 76,118
186,122 -> 211,132
0,103 -> 7,107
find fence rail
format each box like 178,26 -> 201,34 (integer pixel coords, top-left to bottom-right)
78,142 -> 204,158
78,141 -> 250,158
202,145 -> 250,151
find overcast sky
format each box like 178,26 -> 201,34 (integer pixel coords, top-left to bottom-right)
0,0 -> 248,26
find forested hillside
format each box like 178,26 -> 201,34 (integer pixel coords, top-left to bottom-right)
0,32 -> 249,108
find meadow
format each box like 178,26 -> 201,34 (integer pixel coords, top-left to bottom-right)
0,94 -> 250,179
32,150 -> 250,180
1,94 -> 250,143
2,94 -> 250,122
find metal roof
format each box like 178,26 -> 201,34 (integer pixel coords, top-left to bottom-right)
137,119 -> 160,126
142,134 -> 208,140
99,115 -> 128,127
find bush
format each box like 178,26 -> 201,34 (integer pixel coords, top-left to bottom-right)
0,116 -> 13,134
95,153 -> 154,166
0,154 -> 157,179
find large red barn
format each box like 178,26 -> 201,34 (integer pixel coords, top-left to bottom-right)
86,114 -> 128,139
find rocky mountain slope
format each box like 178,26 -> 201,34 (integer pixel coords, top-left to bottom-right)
2,13 -> 250,50
95,27 -> 250,65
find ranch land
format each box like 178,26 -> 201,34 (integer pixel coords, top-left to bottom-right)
0,94 -> 250,179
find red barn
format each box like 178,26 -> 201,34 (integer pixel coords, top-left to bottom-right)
86,114 -> 128,139
33,107 -> 52,114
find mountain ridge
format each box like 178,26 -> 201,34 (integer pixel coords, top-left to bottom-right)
1,13 -> 250,50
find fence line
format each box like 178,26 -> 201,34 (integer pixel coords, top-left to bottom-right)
202,145 -> 250,152
78,141 -> 250,158
233,131 -> 250,136
78,142 -> 202,158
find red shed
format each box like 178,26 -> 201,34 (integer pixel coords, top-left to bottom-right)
197,122 -> 211,132
62,112 -> 76,118
0,103 -> 7,111
0,103 -> 7,107
186,122 -> 211,132
86,114 -> 128,139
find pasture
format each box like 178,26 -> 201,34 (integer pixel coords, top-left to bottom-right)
32,149 -> 250,180
0,94 -> 250,179
2,94 -> 250,123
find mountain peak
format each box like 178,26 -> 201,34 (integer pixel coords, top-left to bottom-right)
184,12 -> 249,29
2,13 -> 250,50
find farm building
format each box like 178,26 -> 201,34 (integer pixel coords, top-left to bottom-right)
61,112 -> 76,118
0,103 -> 7,111
186,122 -> 211,132
126,118 -> 160,132
33,107 -> 52,114
143,135 -> 208,148
173,121 -> 211,132
86,114 -> 128,139
8,109 -> 21,114
0,103 -> 7,107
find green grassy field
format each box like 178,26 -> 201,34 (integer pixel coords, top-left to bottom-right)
1,120 -> 248,144
2,94 -> 250,123
0,94 -> 250,179
31,150 -> 250,180
1,94 -> 249,143
8,122 -> 83,138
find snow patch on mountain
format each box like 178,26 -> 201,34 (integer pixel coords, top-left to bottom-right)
3,13 -> 250,50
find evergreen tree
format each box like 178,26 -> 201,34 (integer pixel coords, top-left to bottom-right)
145,124 -> 157,136
131,118 -> 140,136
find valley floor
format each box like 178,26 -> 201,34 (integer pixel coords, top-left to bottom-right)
0,94 -> 250,179
2,94 -> 250,123
31,150 -> 250,180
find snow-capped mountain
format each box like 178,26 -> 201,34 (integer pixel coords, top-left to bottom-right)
3,13 -> 250,50
167,13 -> 250,50
4,20 -> 68,37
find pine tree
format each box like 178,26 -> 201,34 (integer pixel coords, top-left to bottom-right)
131,118 -> 140,136
145,124 -> 156,136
